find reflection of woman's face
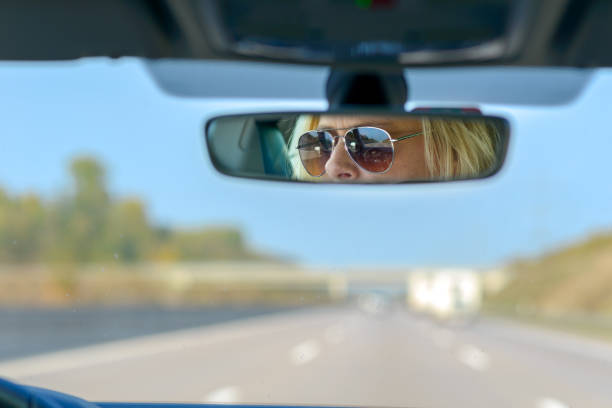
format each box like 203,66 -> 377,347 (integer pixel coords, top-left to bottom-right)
316,115 -> 429,182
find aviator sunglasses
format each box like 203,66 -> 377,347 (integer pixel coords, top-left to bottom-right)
297,126 -> 423,176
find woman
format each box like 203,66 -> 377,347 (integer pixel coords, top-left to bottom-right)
286,114 -> 501,183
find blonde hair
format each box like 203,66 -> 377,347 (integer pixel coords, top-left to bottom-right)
287,115 -> 323,181
287,115 -> 501,181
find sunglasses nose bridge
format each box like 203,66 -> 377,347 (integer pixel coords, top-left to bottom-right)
324,135 -> 361,180
330,133 -> 343,148
331,129 -> 354,149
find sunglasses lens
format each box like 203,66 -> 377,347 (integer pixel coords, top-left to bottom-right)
297,131 -> 333,176
345,127 -> 393,173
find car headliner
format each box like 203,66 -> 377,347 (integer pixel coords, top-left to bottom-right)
1,0 -> 612,68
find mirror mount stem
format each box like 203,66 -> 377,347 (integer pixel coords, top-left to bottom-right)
325,68 -> 408,112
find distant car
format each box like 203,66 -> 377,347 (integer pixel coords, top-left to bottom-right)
357,292 -> 393,316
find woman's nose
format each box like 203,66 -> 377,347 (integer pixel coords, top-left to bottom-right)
325,137 -> 359,181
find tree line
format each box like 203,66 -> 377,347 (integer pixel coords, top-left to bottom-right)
0,157 -> 262,264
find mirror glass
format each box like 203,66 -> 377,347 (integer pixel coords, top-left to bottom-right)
206,113 -> 509,183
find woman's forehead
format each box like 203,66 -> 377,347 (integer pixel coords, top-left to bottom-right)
317,115 -> 422,130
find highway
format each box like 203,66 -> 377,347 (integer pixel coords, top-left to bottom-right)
1,305 -> 612,408
0,306 -> 296,360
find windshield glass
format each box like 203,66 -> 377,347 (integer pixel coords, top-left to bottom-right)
1,59 -> 612,408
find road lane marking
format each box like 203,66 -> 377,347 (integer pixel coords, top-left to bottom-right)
324,325 -> 345,345
432,328 -> 455,350
535,397 -> 570,408
457,344 -> 490,371
289,339 -> 320,365
0,308 -> 343,379
203,386 -> 241,403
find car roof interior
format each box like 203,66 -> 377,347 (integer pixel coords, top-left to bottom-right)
2,0 -> 612,67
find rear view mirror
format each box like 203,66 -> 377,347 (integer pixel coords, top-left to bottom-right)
205,112 -> 509,183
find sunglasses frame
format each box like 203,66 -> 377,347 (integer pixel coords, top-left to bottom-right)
297,126 -> 423,176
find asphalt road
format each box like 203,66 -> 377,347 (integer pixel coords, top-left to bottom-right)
1,305 -> 612,408
0,306 -> 297,360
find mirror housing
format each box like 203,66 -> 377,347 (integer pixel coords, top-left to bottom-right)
205,111 -> 510,184
326,68 -> 407,111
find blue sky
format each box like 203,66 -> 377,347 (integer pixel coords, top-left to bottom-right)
1,59 -> 612,268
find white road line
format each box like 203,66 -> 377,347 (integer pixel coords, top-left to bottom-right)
203,385 -> 242,403
0,309 -> 339,379
289,339 -> 320,365
457,344 -> 490,371
324,325 -> 345,345
431,328 -> 455,350
535,397 -> 570,408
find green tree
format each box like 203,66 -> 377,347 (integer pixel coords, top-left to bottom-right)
0,156 -> 268,265
48,157 -> 111,263
106,198 -> 151,263
0,188 -> 46,262
168,227 -> 251,261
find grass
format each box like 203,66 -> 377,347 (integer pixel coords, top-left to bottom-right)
487,233 -> 612,314
483,305 -> 612,343
485,231 -> 612,343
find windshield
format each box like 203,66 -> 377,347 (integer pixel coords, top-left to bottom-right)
2,59 -> 612,408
